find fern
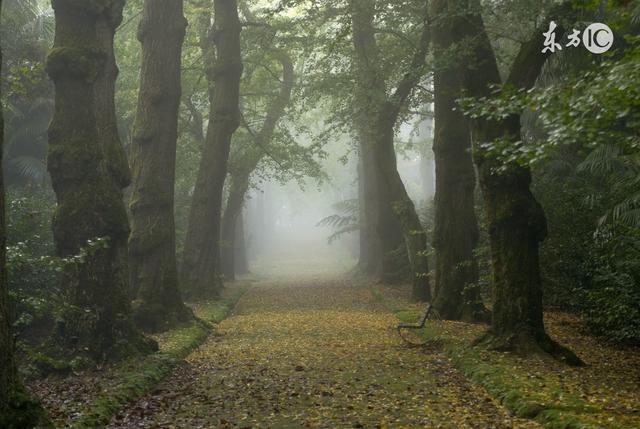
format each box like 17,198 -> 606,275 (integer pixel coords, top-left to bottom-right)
316,198 -> 359,243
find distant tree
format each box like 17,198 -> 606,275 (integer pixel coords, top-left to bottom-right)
45,0 -> 154,359
128,0 -> 192,331
182,0 -> 243,297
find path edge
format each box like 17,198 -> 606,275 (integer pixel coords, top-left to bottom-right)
69,282 -> 252,429
371,286 -> 609,429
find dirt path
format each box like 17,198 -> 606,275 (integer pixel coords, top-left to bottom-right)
109,276 -> 538,428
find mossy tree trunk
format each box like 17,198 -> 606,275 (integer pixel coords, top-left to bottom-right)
0,16 -> 49,425
459,0 -> 582,364
95,0 -> 130,189
221,49 -> 294,281
349,0 -> 431,301
45,0 -> 154,360
431,0 -> 486,321
128,0 -> 192,332
182,0 -> 243,298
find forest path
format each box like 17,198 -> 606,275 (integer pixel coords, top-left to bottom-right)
109,275 -> 538,428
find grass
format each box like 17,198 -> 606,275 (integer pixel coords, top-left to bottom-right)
372,286 -> 638,429
69,282 -> 251,428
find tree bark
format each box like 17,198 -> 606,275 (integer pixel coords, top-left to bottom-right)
182,0 -> 243,298
0,12 -> 49,424
128,0 -> 192,332
349,0 -> 431,301
458,0 -> 582,364
356,149 -> 381,274
45,0 -> 154,360
95,0 -> 131,189
431,0 -> 486,321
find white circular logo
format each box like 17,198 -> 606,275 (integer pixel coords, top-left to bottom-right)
582,23 -> 614,54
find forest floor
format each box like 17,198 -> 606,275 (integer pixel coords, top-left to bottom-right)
107,272 -> 538,428
26,257 -> 640,428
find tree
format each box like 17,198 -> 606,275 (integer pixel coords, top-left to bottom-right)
128,0 -> 192,331
221,49 -> 295,280
457,0 -> 581,363
430,0 -> 486,321
181,0 -> 243,297
45,0 -> 154,359
0,1 -> 48,424
349,0 -> 431,301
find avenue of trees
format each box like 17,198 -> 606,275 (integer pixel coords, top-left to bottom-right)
1,0 -> 638,425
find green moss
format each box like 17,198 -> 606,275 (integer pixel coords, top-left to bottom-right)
45,47 -> 104,81
69,282 -> 250,428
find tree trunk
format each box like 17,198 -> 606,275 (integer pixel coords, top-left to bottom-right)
128,0 -> 192,332
221,174 -> 249,281
356,126 -> 406,280
221,47 -> 294,281
431,0 -> 486,321
373,110 -> 431,301
45,0 -> 154,360
419,128 -> 435,199
0,14 -> 48,424
95,0 -> 131,189
349,0 -> 431,301
350,1 -> 407,282
458,0 -> 582,364
234,210 -> 249,274
181,0 -> 242,298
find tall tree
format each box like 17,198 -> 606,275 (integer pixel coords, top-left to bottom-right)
182,0 -> 242,297
45,0 -> 154,359
458,0 -> 581,363
0,4 -> 48,422
431,0 -> 486,321
349,0 -> 431,301
355,116 -> 405,280
128,0 -> 192,331
221,49 -> 294,280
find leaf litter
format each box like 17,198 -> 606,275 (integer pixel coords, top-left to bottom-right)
109,277 -> 539,428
